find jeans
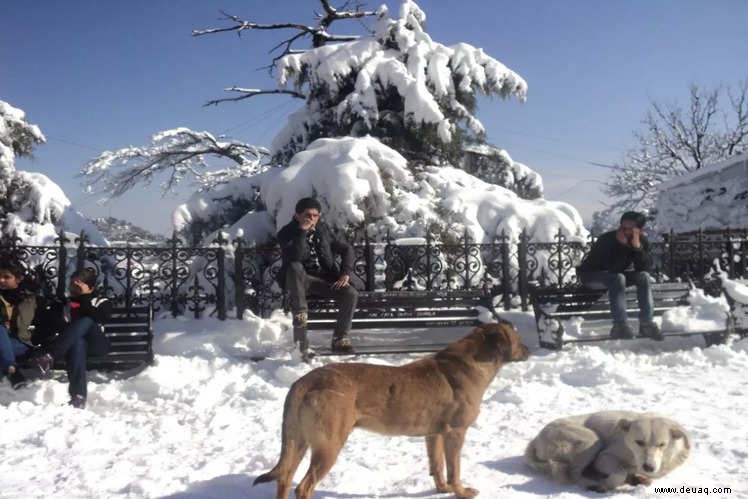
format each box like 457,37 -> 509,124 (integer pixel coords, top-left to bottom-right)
52,317 -> 110,398
0,325 -> 29,375
578,271 -> 654,324
285,261 -> 358,336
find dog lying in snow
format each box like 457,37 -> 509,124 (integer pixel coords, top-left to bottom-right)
525,410 -> 690,491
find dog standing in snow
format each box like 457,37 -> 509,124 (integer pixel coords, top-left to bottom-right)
525,410 -> 690,492
253,322 -> 529,499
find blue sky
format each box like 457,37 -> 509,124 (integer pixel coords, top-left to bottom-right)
2,0 -> 746,234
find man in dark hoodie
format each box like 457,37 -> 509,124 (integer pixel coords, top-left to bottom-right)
577,211 -> 662,341
277,197 -> 358,355
34,268 -> 112,408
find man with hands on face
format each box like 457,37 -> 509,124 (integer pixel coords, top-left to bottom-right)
277,197 -> 358,355
577,211 -> 662,340
33,268 -> 112,409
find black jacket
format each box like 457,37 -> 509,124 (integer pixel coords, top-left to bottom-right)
578,230 -> 652,274
276,219 -> 355,286
67,292 -> 112,325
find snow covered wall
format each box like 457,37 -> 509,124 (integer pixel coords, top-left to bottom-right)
655,152 -> 748,232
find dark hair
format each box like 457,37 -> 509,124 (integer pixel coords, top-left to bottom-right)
70,268 -> 98,289
620,211 -> 647,229
294,197 -> 322,214
0,257 -> 27,279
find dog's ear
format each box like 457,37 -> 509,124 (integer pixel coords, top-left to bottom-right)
670,427 -> 690,448
472,324 -> 505,362
616,419 -> 632,432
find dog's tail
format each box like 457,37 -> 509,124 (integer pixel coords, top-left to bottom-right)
253,380 -> 308,487
524,439 -> 573,483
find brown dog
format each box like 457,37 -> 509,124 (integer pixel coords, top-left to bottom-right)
253,322 -> 530,499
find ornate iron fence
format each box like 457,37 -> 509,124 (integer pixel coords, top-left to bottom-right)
2,227 -> 746,319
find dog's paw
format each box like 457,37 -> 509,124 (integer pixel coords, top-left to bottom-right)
454,486 -> 479,498
628,474 -> 652,487
434,482 -> 452,493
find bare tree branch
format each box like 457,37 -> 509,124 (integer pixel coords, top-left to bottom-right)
204,88 -> 306,107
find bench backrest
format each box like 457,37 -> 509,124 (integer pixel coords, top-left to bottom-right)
307,290 -> 488,330
530,282 -> 692,319
87,305 -> 154,370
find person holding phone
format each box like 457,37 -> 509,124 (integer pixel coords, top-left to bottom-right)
577,211 -> 662,340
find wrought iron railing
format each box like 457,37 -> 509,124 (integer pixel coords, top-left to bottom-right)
1,227 -> 745,319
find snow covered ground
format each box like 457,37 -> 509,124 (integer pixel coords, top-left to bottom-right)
2,310 -> 747,499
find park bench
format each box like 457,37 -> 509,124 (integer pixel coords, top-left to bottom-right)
303,289 -> 494,355
529,281 -> 732,350
720,278 -> 748,338
21,305 -> 154,374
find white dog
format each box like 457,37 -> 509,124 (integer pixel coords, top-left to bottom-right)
525,411 -> 690,491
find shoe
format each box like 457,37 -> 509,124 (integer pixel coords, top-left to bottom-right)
69,395 -> 86,409
639,322 -> 663,341
610,322 -> 634,340
9,370 -> 29,390
331,335 -> 355,354
33,352 -> 55,375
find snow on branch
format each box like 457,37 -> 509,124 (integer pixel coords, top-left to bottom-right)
80,128 -> 271,198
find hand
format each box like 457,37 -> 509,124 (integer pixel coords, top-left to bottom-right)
331,274 -> 350,290
630,227 -> 641,249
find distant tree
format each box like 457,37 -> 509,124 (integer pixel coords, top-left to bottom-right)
593,80 -> 748,232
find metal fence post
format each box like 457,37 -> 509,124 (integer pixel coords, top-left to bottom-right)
55,229 -> 69,300
364,230 -> 375,291
518,229 -> 529,311
75,231 -> 88,271
500,231 -> 511,310
234,237 -> 246,319
216,233 -> 227,321
169,232 -> 180,317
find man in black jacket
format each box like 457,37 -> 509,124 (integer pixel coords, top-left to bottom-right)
34,268 -> 112,408
577,211 -> 662,340
277,197 -> 358,354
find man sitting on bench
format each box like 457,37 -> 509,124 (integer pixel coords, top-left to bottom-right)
277,197 -> 358,354
577,211 -> 663,340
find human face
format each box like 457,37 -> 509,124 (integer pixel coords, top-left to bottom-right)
295,208 -> 320,231
619,219 -> 638,239
69,278 -> 93,297
0,270 -> 21,290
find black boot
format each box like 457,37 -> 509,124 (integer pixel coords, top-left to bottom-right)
331,333 -> 355,354
292,311 -> 310,358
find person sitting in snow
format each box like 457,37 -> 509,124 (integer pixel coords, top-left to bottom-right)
577,211 -> 662,341
0,257 -> 37,389
277,197 -> 358,356
33,268 -> 112,409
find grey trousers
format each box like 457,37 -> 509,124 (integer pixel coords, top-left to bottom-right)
285,261 -> 358,336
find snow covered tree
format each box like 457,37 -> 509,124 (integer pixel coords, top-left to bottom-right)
0,100 -> 105,245
84,1 -> 586,247
593,81 -> 748,233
